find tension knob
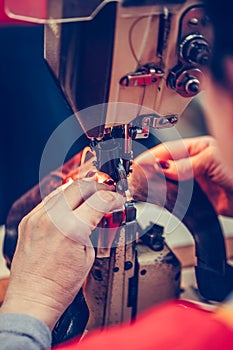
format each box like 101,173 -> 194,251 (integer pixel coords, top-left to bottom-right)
167,68 -> 204,97
179,34 -> 210,66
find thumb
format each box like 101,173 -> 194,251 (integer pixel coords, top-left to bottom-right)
75,190 -> 125,228
63,191 -> 125,245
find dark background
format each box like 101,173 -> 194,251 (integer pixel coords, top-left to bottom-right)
0,25 -> 88,224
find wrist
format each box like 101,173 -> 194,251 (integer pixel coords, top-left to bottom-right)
0,293 -> 61,330
0,273 -> 71,330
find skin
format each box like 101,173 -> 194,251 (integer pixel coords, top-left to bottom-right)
130,136 -> 233,217
204,62 -> 233,176
0,180 -> 125,330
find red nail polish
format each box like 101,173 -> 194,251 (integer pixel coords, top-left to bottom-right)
159,160 -> 170,169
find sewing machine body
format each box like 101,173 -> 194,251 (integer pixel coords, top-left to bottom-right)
43,0 -> 211,137
86,236 -> 181,329
40,0 -> 211,330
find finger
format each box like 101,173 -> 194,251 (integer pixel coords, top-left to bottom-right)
134,140 -> 189,165
160,147 -> 212,181
64,190 -> 125,244
75,190 -> 125,222
152,140 -> 190,160
134,136 -> 213,165
44,179 -> 115,212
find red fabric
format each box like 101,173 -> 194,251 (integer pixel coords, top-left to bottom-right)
0,0 -> 19,24
55,301 -> 233,350
0,0 -> 35,25
3,0 -> 47,22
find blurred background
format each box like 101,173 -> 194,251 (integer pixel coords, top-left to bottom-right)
0,19 -> 90,224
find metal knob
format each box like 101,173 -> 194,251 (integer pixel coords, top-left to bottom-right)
185,78 -> 200,94
167,68 -> 204,97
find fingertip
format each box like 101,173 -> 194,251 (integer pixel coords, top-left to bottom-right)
154,159 -> 180,181
90,190 -> 125,213
114,191 -> 126,206
158,160 -> 170,169
99,190 -> 125,206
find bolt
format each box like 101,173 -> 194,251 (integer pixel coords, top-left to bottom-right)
189,82 -> 199,93
124,261 -> 133,270
189,17 -> 199,26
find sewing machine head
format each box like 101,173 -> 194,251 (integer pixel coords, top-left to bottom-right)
6,0 -> 212,191
6,0 -> 212,141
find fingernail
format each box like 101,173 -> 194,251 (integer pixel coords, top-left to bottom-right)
159,160 -> 170,169
86,171 -> 97,178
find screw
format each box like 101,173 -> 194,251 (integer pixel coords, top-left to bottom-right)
189,17 -> 199,26
124,261 -> 133,270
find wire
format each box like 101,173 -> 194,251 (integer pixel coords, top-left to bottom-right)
136,86 -> 146,116
129,16 -> 147,66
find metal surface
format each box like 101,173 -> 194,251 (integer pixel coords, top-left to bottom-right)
137,242 -> 181,313
85,223 -> 181,330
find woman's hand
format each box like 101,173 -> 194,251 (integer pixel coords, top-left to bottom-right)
129,136 -> 233,217
0,180 -> 124,330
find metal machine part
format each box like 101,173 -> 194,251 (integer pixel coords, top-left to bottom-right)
86,203 -> 138,329
127,113 -> 178,139
85,219 -> 181,330
136,241 -> 180,314
119,65 -> 164,87
167,66 -> 205,97
178,6 -> 212,66
6,2 -> 212,133
179,34 -> 210,66
167,5 -> 212,97
84,114 -> 181,331
39,1 -> 212,138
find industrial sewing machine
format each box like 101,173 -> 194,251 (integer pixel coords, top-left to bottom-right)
4,0 -> 233,345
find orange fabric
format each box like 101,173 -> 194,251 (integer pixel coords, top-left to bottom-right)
55,301 -> 233,350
